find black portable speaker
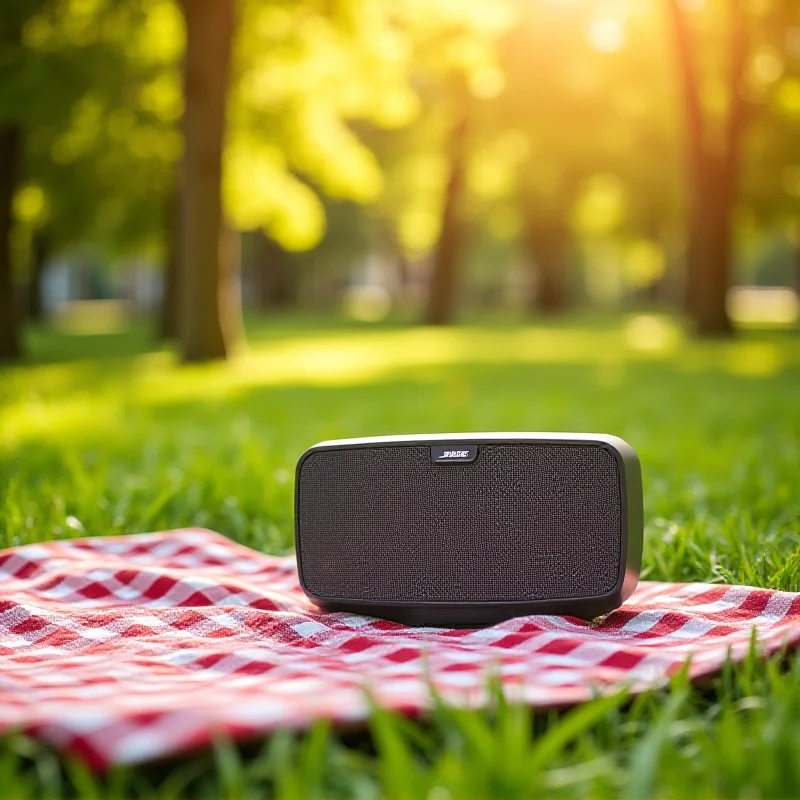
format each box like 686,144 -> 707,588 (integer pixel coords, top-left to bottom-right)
295,433 -> 643,626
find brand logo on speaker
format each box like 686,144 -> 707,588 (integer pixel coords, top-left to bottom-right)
431,445 -> 478,463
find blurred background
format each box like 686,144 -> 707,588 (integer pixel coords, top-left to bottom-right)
0,0 -> 799,362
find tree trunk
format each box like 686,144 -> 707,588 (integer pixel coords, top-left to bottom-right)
695,0 -> 748,336
254,230 -> 292,311
218,222 -> 243,347
0,9 -> 24,360
524,215 -> 571,315
177,0 -> 235,362
27,231 -> 48,322
0,125 -> 21,360
665,0 -> 710,322
666,0 -> 747,336
694,160 -> 735,336
424,101 -> 469,326
159,189 -> 180,339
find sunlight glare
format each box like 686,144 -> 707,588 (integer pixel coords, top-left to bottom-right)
588,19 -> 625,53
750,49 -> 783,85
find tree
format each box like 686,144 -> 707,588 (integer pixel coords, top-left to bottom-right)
424,90 -> 469,325
0,5 -> 27,360
2,0 -> 183,348
367,0 -> 514,325
738,2 -> 800,298
176,0 -> 235,362
666,0 -> 749,335
210,0 -> 418,322
0,124 -> 21,360
27,230 -> 48,322
521,197 -> 573,315
497,1 -> 589,317
494,0 -> 679,316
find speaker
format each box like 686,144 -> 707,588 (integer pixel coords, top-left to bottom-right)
295,433 -> 643,626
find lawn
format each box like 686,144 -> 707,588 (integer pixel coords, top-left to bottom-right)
1,314 -> 799,798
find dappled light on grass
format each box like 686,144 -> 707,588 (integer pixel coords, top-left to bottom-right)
150,318 -> 689,399
724,342 -> 785,378
3,322 -> 687,444
0,391 -> 122,453
623,314 -> 682,353
1,319 -> 799,448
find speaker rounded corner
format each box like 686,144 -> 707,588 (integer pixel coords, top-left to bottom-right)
295,441 -> 326,474
295,569 -> 326,606
596,434 -> 640,471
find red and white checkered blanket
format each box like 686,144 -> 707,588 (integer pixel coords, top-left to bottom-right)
0,529 -> 798,769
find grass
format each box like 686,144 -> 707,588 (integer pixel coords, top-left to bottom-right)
1,312 -> 799,798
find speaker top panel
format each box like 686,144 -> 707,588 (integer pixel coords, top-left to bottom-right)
295,433 -> 642,621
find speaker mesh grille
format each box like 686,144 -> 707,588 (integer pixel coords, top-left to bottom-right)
297,443 -> 622,604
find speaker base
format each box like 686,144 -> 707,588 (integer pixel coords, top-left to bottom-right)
310,587 -> 633,628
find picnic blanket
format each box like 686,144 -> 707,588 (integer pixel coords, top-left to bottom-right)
0,529 -> 798,770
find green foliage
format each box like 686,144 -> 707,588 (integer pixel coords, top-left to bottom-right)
6,0 -> 800,292
742,2 -> 800,230
0,315 -> 798,796
4,0 -> 183,265
368,0 -> 514,260
225,0 -> 406,250
227,0 -> 515,254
